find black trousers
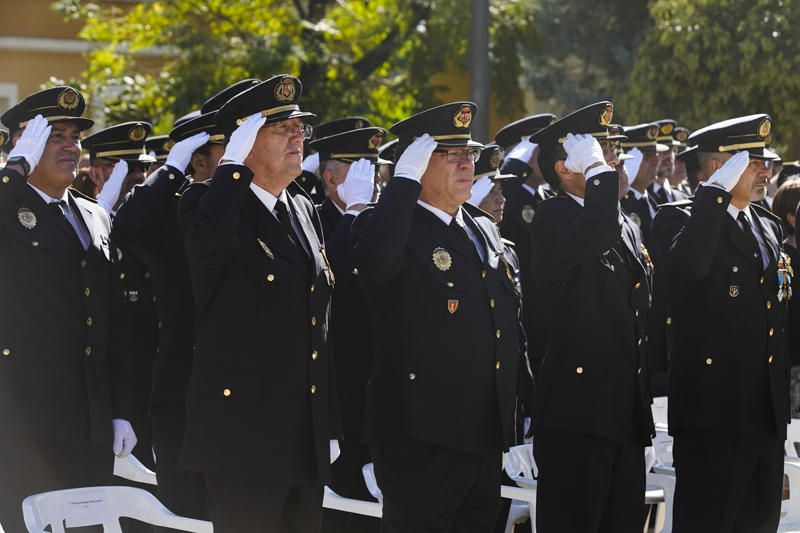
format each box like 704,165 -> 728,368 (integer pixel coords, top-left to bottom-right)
0,433 -> 113,532
204,474 -> 323,533
533,429 -> 645,533
321,440 -> 379,533
370,438 -> 502,533
672,429 -> 783,533
150,403 -> 208,525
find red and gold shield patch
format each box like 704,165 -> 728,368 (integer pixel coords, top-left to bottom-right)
447,299 -> 459,314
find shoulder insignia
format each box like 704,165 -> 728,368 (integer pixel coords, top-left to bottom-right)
521,205 -> 535,224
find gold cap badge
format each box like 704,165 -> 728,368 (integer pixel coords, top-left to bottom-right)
758,118 -> 771,139
129,125 -> 147,142
274,77 -> 297,103
57,88 -> 80,111
368,132 -> 384,150
675,130 -> 688,143
490,148 -> 501,170
599,105 -> 614,126
432,247 -> 453,271
661,123 -> 674,135
354,119 -> 365,129
17,208 -> 36,230
647,126 -> 658,140
453,105 -> 473,129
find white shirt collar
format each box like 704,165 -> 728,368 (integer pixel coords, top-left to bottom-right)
566,192 -> 584,206
629,187 -> 646,200
521,183 -> 538,197
727,202 -> 750,222
28,182 -> 69,205
249,182 -> 287,213
333,201 -> 345,215
417,200 -> 464,226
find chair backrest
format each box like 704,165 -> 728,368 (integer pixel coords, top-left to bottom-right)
652,428 -> 673,467
651,396 -> 668,428
362,463 -> 383,502
786,419 -> 800,458
503,444 -> 536,479
22,486 -> 212,533
113,454 -> 157,486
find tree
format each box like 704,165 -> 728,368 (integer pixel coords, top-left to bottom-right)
624,0 -> 800,157
52,0 -> 538,133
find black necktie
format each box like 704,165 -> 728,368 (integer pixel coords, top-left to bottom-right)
49,200 -> 68,218
274,199 -> 305,254
738,211 -> 764,269
449,218 -> 482,262
654,187 -> 669,204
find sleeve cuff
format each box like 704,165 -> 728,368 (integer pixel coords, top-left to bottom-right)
585,164 -> 614,180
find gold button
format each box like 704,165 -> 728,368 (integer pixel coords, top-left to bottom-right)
81,259 -> 87,268
447,282 -> 454,288
85,346 -> 92,356
223,388 -> 231,397
666,317 -> 672,325
86,317 -> 93,326
768,355 -> 774,364
767,301 -> 772,310
716,197 -> 723,204
144,272 -> 150,279
496,361 -> 501,370
769,328 -> 775,337
634,282 -> 641,289
168,173 -> 175,180
637,367 -> 642,375
119,272 -> 126,280
593,179 -> 600,186
312,350 -> 318,360
158,321 -> 162,329
1,176 -> 8,184
495,329 -> 501,339
576,367 -> 584,374
266,274 -> 275,282
84,288 -> 91,297
638,338 -> 643,346
310,284 -> 315,293
489,299 -> 496,309
2,349 -> 9,357
352,268 -> 359,275
635,309 -> 639,317
705,357 -> 713,365
481,270 -> 487,278
232,172 -> 241,180
311,316 -> 317,326
409,373 -> 416,381
32,241 -> 39,247
310,384 -> 317,394
760,276 -> 765,284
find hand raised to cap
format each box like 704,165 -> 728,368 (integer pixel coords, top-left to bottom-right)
563,133 -> 606,175
97,159 -> 129,215
7,114 -> 51,175
703,150 -> 750,192
166,132 -> 210,174
394,134 -> 437,183
222,113 -> 266,165
338,158 -> 375,210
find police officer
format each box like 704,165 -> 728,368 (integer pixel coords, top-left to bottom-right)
0,87 -> 137,531
310,126 -> 386,533
651,120 -> 689,204
652,114 -> 789,532
351,102 -> 528,532
177,74 -> 340,532
530,101 -> 655,532
114,79 -> 258,523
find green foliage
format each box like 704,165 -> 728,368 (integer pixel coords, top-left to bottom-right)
53,0 -> 536,133
624,0 -> 800,156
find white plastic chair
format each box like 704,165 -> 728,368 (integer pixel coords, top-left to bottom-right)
651,396 -> 669,428
652,428 -> 674,467
22,486 -> 212,533
502,444 -> 537,533
362,463 -> 383,502
322,486 -> 382,518
646,468 -> 675,533
113,454 -> 157,486
785,419 -> 800,458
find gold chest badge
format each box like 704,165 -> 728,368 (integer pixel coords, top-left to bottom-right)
778,251 -> 793,302
17,208 -> 36,229
432,247 -> 453,271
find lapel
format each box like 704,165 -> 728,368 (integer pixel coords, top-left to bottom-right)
288,192 -> 325,276
242,190 -> 308,272
416,206 -> 482,268
751,207 -> 779,267
619,211 -> 647,279
69,193 -> 101,250
724,212 -> 760,268
463,209 -> 498,270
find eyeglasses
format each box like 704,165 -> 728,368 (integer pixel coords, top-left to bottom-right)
434,148 -> 481,163
263,122 -> 313,140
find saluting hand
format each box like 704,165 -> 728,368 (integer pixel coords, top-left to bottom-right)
506,137 -> 537,164
703,150 -> 750,192
221,113 -> 266,165
165,132 -> 211,174
302,152 -> 320,175
394,133 -> 437,182
563,133 -> 606,175
7,114 -> 51,175
97,159 -> 128,216
337,158 -> 375,211
112,418 -> 138,457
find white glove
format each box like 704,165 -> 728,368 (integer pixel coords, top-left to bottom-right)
623,148 -> 643,186
563,133 -> 606,175
112,419 -> 137,457
7,114 -> 51,173
97,159 -> 128,215
703,151 -> 750,192
222,113 -> 266,165
165,132 -> 210,174
330,439 -> 341,464
302,152 -> 320,174
394,134 -> 437,182
337,158 -> 375,209
506,138 -> 537,163
467,176 -> 494,207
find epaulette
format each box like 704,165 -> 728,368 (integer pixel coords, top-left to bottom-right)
660,198 -> 694,209
751,201 -> 782,224
68,187 -> 98,204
